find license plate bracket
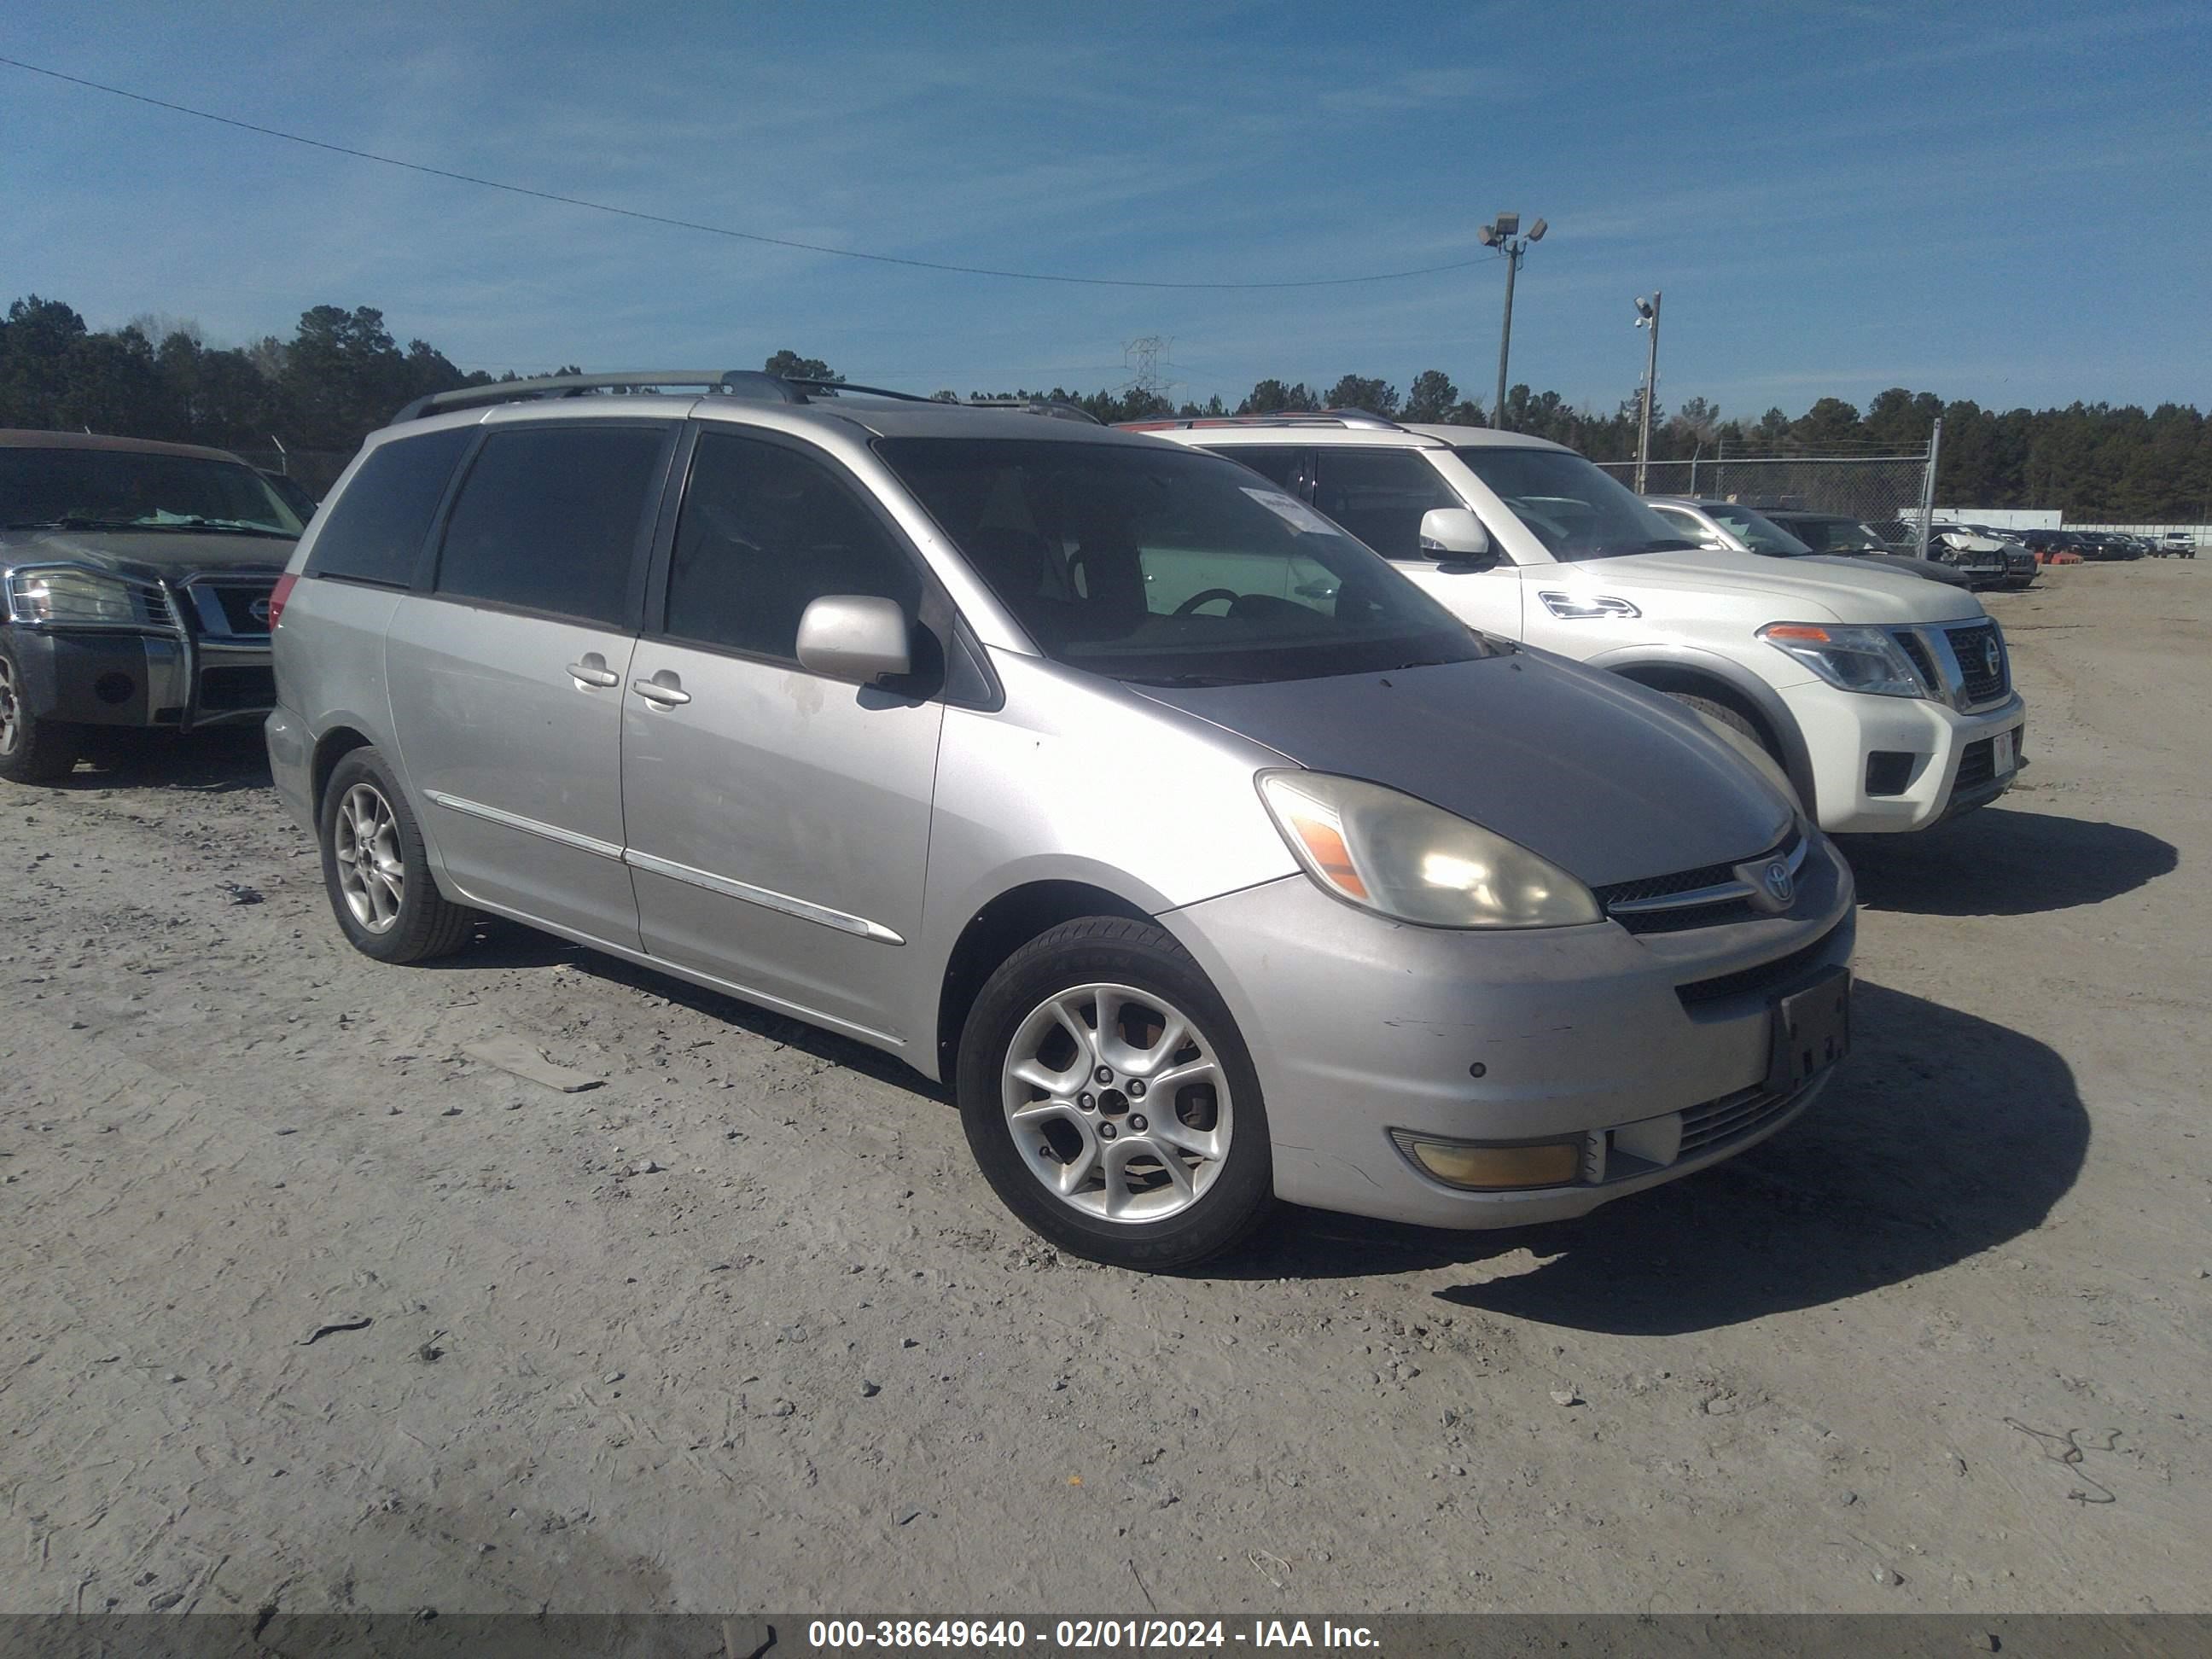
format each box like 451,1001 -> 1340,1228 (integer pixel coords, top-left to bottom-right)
1994,726 -> 2017,775
1767,966 -> 1851,1096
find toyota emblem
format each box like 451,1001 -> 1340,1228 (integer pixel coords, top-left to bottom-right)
1982,635 -> 2001,680
1763,861 -> 1794,905
249,597 -> 273,626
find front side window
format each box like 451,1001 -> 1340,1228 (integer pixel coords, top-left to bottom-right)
435,425 -> 667,626
665,431 -> 922,661
1309,449 -> 1463,561
1451,447 -> 1695,563
1,446 -> 303,537
876,437 -> 1489,686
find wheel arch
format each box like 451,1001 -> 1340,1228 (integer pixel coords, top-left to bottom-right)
934,879 -> 1155,1083
310,725 -> 377,821
1595,648 -> 1819,818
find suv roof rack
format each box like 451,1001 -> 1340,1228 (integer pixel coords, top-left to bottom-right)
395,371 -> 1104,427
783,379 -> 1102,425
393,370 -> 806,424
1115,408 -> 1411,434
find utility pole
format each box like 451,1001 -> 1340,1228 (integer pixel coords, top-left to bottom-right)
1479,212 -> 1545,429
1633,291 -> 1662,494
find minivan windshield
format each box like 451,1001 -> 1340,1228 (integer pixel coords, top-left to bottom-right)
876,438 -> 1492,684
0,446 -> 304,537
1450,446 -> 1697,562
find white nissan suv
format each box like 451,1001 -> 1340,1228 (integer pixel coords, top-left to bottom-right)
1129,415 -> 2026,833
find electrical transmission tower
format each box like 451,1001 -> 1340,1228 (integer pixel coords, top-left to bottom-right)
1123,335 -> 1175,404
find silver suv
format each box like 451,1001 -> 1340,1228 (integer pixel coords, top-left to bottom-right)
268,371 -> 1855,1269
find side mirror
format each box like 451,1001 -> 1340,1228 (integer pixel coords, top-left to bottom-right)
795,595 -> 911,684
1417,507 -> 1492,562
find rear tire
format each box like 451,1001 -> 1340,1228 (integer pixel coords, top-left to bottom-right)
0,636 -> 82,785
957,916 -> 1273,1271
319,747 -> 474,963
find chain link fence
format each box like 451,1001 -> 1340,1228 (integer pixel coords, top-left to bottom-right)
1598,450 -> 1938,548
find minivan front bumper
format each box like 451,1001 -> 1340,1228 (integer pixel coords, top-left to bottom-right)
1162,835 -> 1856,1230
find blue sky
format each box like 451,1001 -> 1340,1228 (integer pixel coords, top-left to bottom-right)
4,2 -> 2208,420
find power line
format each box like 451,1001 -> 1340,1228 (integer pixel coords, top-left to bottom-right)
1,55 -> 1493,293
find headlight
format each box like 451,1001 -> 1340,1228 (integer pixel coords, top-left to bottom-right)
1759,621 -> 1933,699
1257,771 -> 1602,928
6,566 -> 173,629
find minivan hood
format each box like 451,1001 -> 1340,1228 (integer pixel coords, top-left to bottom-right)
1132,652 -> 1796,889
0,527 -> 294,585
1580,545 -> 1985,624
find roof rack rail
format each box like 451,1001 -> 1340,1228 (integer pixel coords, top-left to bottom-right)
393,370 -> 805,424
1115,408 -> 1409,434
784,379 -> 1102,425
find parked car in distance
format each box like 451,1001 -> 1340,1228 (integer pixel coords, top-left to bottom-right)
2,428 -> 302,783
2073,533 -> 2140,562
1130,414 -> 2026,836
2018,529 -> 2086,563
1646,498 -> 1976,590
271,370 -> 1857,1269
1766,509 -> 2007,591
2158,531 -> 2197,559
1943,525 -> 2038,589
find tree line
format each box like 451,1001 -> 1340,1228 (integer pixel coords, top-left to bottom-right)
3,293 -> 2207,521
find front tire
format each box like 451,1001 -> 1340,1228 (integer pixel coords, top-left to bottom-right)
1667,691 -> 1802,808
318,747 -> 474,963
0,636 -> 82,785
957,917 -> 1273,1270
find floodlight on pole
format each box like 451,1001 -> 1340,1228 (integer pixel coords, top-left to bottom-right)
1483,210 -> 1545,432
1633,291 -> 1662,494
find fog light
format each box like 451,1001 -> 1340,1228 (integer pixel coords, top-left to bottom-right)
1392,1132 -> 1583,1190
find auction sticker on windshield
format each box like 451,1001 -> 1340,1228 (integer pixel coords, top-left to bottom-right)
1242,486 -> 1341,538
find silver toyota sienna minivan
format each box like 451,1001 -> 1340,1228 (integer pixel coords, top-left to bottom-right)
266,372 -> 1854,1269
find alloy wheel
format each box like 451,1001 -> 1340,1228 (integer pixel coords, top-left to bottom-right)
1000,981 -> 1233,1223
332,782 -> 405,933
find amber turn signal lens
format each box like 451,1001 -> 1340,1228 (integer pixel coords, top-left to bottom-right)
1400,1137 -> 1582,1190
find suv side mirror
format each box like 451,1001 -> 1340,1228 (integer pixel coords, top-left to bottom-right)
795,595 -> 912,684
1417,507 -> 1492,563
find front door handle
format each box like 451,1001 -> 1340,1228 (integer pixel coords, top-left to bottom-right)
632,672 -> 690,707
568,654 -> 620,688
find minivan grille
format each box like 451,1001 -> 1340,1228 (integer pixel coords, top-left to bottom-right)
1595,826 -> 1804,934
1674,920 -> 1846,1010
1678,1083 -> 1798,1157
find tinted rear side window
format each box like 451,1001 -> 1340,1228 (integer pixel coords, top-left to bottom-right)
305,427 -> 474,585
435,425 -> 667,626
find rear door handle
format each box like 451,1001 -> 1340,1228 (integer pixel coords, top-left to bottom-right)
568,655 -> 620,688
632,672 -> 690,707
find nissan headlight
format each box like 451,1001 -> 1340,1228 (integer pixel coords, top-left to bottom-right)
1257,771 -> 1602,929
1759,622 -> 1933,700
6,567 -> 172,629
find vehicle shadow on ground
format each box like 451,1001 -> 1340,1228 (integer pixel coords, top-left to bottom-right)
1213,981 -> 2087,1334
1840,804 -> 2176,916
440,918 -> 952,1101
56,728 -> 271,795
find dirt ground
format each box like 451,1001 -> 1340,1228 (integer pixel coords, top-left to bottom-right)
3,562 -> 2207,1620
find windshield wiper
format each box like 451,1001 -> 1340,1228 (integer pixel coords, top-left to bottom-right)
133,515 -> 294,537
3,515 -> 142,531
1124,672 -> 1257,688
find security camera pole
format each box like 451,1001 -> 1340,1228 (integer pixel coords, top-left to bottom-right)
1633,291 -> 1662,494
1481,212 -> 1545,431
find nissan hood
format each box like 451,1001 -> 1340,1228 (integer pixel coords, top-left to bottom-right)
1134,650 -> 1797,889
1561,545 -> 1987,625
